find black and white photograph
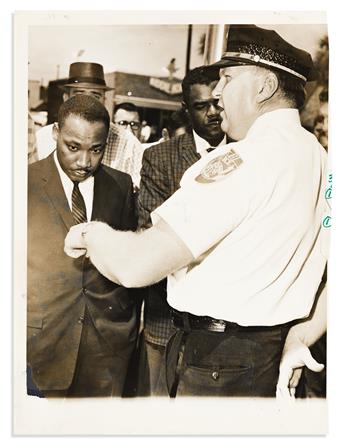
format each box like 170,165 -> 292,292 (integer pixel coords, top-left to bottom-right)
4,5 -> 342,438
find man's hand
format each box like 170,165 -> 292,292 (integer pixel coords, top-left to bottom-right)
276,334 -> 324,399
64,223 -> 89,258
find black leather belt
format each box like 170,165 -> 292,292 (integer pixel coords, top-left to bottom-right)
171,310 -> 291,333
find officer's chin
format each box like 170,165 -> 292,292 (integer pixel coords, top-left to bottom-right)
220,120 -> 230,137
224,126 -> 239,142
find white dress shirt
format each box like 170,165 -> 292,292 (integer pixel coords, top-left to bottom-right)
193,130 -> 226,157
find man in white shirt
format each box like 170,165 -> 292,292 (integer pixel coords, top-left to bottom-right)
28,95 -> 138,397
65,25 -> 328,397
113,102 -> 142,140
35,62 -> 143,188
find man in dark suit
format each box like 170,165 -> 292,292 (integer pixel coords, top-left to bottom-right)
27,95 -> 138,397
136,66 -> 225,395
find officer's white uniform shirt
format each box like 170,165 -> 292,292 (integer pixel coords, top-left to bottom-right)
152,108 -> 328,326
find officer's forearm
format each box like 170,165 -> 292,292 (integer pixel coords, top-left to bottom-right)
83,220 -> 193,288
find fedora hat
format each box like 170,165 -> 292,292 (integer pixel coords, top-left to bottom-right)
60,62 -> 113,91
207,25 -> 318,82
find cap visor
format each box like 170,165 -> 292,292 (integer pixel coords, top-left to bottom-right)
205,57 -> 258,72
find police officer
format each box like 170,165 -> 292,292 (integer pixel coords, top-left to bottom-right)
65,25 -> 328,397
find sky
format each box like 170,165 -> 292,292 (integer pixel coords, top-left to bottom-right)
28,23 -> 327,86
29,25 -> 207,85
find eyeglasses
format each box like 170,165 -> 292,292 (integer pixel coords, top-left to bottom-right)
115,120 -> 141,130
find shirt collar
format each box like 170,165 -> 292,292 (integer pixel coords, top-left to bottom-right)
192,130 -> 226,154
246,108 -> 301,139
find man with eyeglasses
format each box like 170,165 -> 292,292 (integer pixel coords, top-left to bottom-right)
113,102 -> 142,140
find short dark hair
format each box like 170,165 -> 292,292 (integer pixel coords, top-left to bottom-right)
274,69 -> 307,109
113,102 -> 140,118
182,66 -> 219,104
164,108 -> 191,136
58,94 -> 110,131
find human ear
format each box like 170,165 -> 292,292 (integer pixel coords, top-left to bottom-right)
257,72 -> 279,103
181,101 -> 189,115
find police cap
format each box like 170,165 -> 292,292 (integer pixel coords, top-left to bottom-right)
208,25 -> 318,82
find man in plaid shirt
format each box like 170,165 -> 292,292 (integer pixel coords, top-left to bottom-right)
35,62 -> 143,188
136,66 -> 225,395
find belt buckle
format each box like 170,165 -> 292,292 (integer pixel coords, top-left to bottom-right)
208,319 -> 226,332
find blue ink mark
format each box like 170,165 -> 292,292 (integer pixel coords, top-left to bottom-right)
325,184 -> 332,200
323,216 -> 331,228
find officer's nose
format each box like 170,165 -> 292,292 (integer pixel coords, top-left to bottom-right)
77,151 -> 91,169
212,78 -> 224,100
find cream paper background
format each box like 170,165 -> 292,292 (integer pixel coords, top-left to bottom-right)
4,3 -> 342,440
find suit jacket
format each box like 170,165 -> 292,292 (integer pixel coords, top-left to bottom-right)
137,132 -> 200,345
27,153 -> 138,391
137,131 -> 200,229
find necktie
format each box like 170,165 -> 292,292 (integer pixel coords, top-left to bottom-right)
206,147 -> 215,153
72,181 -> 87,224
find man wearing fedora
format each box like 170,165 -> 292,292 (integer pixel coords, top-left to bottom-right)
35,62 -> 144,188
64,25 -> 328,397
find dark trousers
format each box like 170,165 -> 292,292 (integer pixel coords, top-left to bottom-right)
41,308 -> 128,398
136,331 -> 170,396
166,315 -> 290,397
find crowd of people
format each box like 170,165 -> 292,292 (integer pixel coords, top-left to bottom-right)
27,24 -> 328,399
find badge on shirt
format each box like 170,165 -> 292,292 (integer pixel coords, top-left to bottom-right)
195,149 -> 243,183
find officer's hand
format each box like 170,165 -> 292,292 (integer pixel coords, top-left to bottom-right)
64,223 -> 88,258
276,335 -> 324,400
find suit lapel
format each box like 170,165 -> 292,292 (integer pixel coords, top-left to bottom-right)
92,167 -> 123,228
42,153 -> 75,230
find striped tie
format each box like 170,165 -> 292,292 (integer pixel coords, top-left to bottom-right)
72,181 -> 87,224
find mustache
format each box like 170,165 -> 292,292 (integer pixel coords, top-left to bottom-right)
73,168 -> 92,173
207,118 -> 222,124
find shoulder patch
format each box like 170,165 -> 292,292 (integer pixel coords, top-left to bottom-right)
195,149 -> 243,183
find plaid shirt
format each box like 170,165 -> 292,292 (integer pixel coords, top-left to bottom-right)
103,123 -> 144,188
137,132 -> 200,345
